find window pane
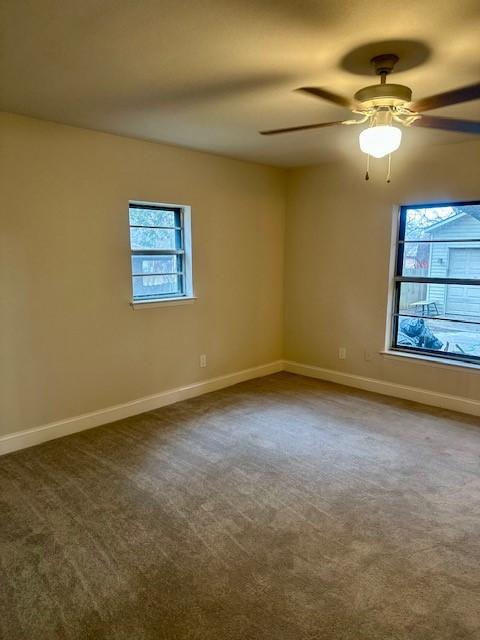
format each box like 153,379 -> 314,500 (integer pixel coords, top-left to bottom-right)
132,274 -> 183,299
399,282 -> 480,321
131,254 -> 181,276
129,208 -> 178,228
398,282 -> 480,319
403,204 -> 480,241
130,227 -> 179,250
395,315 -> 480,359
400,242 -> 480,278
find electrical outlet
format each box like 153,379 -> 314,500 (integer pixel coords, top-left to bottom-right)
364,350 -> 372,362
200,354 -> 207,368
338,347 -> 347,360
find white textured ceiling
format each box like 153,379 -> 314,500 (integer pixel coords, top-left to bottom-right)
1,0 -> 479,166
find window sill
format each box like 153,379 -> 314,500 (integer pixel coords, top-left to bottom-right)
130,296 -> 197,310
380,349 -> 480,372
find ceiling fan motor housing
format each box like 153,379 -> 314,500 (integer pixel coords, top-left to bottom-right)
354,83 -> 413,107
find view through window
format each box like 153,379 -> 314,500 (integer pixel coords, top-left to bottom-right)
392,201 -> 480,365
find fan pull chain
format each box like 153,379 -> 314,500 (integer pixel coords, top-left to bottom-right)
365,154 -> 370,181
386,153 -> 392,183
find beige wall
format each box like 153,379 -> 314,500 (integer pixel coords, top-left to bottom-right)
285,138 -> 480,402
0,113 -> 285,436
2,113 -> 479,439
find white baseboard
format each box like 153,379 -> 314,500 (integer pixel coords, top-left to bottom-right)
0,360 -> 283,456
284,360 -> 480,418
3,358 -> 477,456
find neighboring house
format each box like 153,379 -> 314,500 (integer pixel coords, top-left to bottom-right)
426,212 -> 480,317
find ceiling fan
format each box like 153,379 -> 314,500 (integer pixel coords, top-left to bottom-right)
260,54 -> 480,180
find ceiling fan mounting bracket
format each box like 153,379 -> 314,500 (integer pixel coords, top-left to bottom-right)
370,53 -> 399,76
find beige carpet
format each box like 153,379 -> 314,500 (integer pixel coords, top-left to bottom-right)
1,372 -> 479,639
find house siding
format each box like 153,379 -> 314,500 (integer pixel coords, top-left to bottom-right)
427,215 -> 480,315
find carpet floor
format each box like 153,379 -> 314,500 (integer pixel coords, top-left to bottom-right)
1,372 -> 479,640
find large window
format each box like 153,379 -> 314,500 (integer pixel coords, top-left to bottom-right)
391,201 -> 480,365
129,202 -> 193,304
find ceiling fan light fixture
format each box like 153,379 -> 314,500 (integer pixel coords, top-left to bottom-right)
359,124 -> 402,158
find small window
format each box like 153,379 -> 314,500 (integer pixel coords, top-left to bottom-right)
391,200 -> 480,365
129,202 -> 193,303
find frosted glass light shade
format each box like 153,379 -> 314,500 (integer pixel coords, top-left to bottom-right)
359,125 -> 402,158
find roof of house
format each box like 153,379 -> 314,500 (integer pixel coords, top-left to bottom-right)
425,211 -> 467,232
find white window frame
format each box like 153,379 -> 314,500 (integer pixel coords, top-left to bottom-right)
129,200 -> 194,309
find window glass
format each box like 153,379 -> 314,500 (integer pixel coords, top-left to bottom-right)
129,203 -> 192,303
392,202 -> 480,364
